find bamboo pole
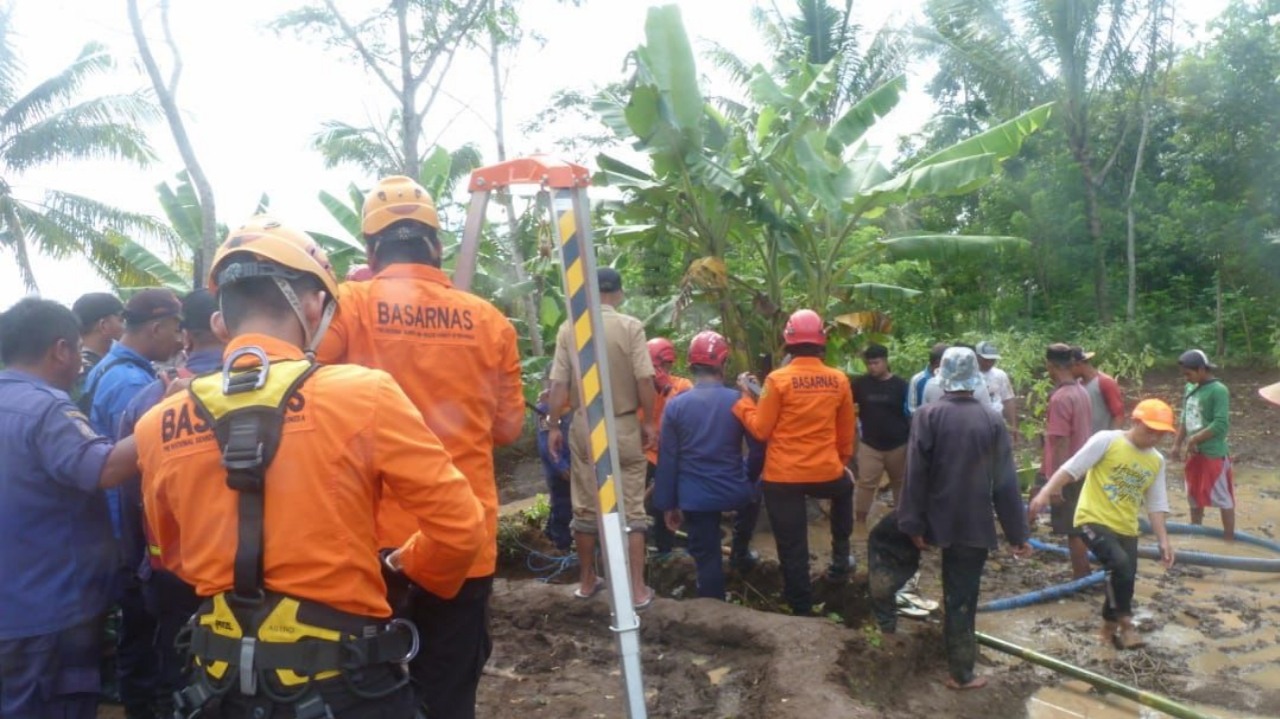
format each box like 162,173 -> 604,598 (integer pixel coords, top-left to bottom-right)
974,632 -> 1217,719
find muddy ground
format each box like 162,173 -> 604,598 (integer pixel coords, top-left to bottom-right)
485,366 -> 1280,718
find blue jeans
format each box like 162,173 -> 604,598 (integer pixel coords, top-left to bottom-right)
0,616 -> 102,719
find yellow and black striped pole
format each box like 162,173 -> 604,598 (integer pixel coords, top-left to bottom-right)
548,186 -> 647,719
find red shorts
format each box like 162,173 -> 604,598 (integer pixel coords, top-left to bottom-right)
1184,455 -> 1234,510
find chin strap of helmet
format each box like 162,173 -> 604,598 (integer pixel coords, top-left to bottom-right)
269,276 -> 337,358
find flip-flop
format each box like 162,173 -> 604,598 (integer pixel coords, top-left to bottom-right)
897,591 -> 939,612
896,604 -> 930,618
573,577 -> 605,600
945,676 -> 989,691
634,588 -> 656,611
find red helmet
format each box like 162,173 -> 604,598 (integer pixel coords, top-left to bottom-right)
688,331 -> 730,367
345,264 -> 374,282
648,337 -> 676,366
783,309 -> 826,346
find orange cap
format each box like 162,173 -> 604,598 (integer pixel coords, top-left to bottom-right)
1260,382 -> 1280,407
1131,398 -> 1175,433
362,176 -> 439,235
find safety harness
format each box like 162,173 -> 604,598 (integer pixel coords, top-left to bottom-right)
173,347 -> 417,718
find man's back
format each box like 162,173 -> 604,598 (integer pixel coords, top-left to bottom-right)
655,385 -> 752,511
137,340 -> 484,616
899,394 -> 1026,549
736,357 -> 855,482
1045,382 -> 1093,474
318,264 -> 524,569
551,305 -> 652,413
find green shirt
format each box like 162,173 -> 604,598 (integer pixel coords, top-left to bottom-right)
1181,379 -> 1230,458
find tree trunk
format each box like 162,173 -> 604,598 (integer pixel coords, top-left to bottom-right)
1125,107 -> 1150,323
1073,139 -> 1109,322
128,0 -> 217,285
396,0 -> 420,179
1214,262 -> 1224,358
489,19 -> 544,355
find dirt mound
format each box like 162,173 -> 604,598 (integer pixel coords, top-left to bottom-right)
479,580 -> 1043,718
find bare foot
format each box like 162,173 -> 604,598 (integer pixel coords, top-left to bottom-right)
945,676 -> 988,691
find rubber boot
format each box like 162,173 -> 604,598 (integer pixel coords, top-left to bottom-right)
1099,620 -> 1119,647
1116,618 -> 1146,650
825,539 -> 854,583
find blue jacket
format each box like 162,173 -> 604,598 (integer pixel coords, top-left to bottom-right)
535,401 -> 571,479
653,381 -> 758,513
115,349 -> 223,573
83,342 -> 155,540
0,370 -> 116,639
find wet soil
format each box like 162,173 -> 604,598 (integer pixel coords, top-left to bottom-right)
488,365 -> 1280,718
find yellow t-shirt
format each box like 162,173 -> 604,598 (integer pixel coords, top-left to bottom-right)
1062,430 -> 1170,536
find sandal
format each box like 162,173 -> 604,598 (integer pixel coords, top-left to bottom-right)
573,577 -> 605,600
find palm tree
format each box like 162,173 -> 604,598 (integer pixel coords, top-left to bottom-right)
916,0 -> 1161,320
707,0 -> 908,125
0,9 -> 165,291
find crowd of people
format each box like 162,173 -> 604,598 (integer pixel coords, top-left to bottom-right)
0,169 -> 1253,717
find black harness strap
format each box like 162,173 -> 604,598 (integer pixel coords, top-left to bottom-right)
189,356 -> 316,604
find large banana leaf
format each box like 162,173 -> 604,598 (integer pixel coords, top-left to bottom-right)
913,102 -> 1055,168
826,75 -> 907,154
596,154 -> 657,189
880,234 -> 1030,261
319,190 -> 362,239
108,232 -> 191,292
638,5 -> 703,148
847,283 -> 922,301
857,153 -> 1002,210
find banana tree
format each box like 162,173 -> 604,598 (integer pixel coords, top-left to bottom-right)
595,4 -> 1049,366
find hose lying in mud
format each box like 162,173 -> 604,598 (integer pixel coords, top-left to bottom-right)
1140,519 -> 1280,554
975,632 -> 1215,719
1026,537 -> 1280,572
977,569 -> 1105,612
981,533 -> 1280,613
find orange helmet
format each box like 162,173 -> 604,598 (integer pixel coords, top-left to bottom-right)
208,216 -> 338,299
647,337 -> 676,366
688,331 -> 730,367
362,176 -> 440,236
783,309 -> 826,347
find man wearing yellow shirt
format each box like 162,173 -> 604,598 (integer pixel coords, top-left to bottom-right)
1029,399 -> 1177,650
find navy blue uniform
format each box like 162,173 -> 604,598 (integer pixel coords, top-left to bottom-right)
653,381 -> 760,599
84,342 -> 156,718
535,400 -> 573,551
0,369 -> 115,719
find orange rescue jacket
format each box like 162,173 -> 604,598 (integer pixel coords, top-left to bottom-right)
733,357 -> 856,483
317,264 -> 524,578
643,375 -> 692,465
136,334 -> 486,617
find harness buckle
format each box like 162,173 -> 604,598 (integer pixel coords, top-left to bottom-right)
222,347 -> 271,394
238,637 -> 258,695
294,695 -> 334,719
388,618 -> 420,663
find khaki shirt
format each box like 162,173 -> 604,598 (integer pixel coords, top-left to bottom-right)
550,305 -> 654,415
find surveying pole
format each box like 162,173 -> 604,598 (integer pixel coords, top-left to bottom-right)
454,155 -> 648,719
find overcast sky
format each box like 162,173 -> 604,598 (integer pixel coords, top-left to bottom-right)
0,0 -> 1227,308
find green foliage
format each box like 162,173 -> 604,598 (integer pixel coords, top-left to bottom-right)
0,12 -> 165,291
594,4 -> 1047,365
